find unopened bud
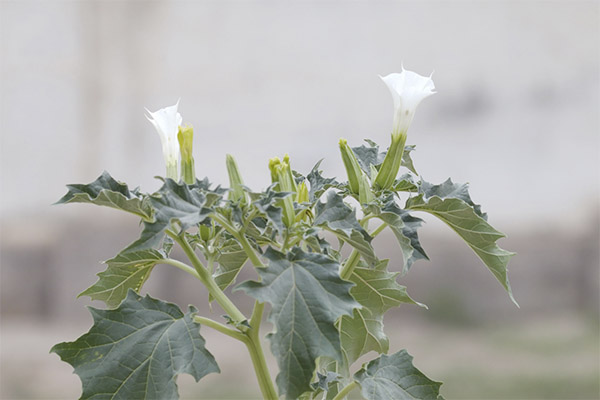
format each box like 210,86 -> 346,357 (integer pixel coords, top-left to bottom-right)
339,138 -> 363,194
226,154 -> 246,203
177,125 -> 196,184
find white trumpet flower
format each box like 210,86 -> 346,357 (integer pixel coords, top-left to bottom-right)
380,68 -> 435,137
145,101 -> 183,180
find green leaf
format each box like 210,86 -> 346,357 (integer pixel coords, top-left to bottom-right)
352,141 -> 418,177
56,171 -> 152,220
315,191 -> 377,265
125,179 -> 214,252
376,197 -> 429,274
392,173 -> 419,192
354,350 -> 443,400
307,160 -> 339,201
213,239 -> 248,292
236,247 -> 359,399
51,291 -> 219,400
79,249 -> 165,308
252,185 -> 292,234
407,180 -> 517,305
340,261 -> 424,365
418,178 -> 486,218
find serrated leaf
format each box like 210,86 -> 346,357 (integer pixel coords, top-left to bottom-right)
125,179 -> 214,252
406,187 -> 516,305
51,291 -> 219,400
340,262 -> 423,365
213,239 -> 248,292
376,197 -> 428,274
352,141 -> 418,177
354,350 -> 443,400
236,247 -> 359,399
252,185 -> 292,234
392,173 -> 419,192
419,178 -> 486,218
56,171 -> 152,220
315,191 -> 377,265
79,249 -> 165,308
307,160 -> 339,201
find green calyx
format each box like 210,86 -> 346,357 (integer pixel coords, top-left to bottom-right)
178,125 -> 196,184
226,154 -> 246,203
269,155 -> 296,228
373,131 -> 407,190
339,138 -> 363,195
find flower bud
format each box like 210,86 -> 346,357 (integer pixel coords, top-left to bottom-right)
226,154 -> 246,203
177,124 -> 196,184
269,156 -> 296,228
358,173 -> 374,205
339,138 -> 363,194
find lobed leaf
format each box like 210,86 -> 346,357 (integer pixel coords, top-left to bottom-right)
56,171 -> 152,220
315,191 -> 377,265
79,249 -> 165,308
236,247 -> 359,399
354,350 -> 443,400
125,179 -> 214,252
51,291 -> 219,400
407,180 -> 517,305
340,261 -> 424,365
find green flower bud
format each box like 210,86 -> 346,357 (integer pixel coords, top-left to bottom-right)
226,154 -> 246,203
177,124 -> 195,184
358,173 -> 374,205
269,156 -> 296,228
296,181 -> 309,204
339,138 -> 363,194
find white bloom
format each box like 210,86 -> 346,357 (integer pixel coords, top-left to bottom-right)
380,68 -> 435,136
145,101 -> 183,179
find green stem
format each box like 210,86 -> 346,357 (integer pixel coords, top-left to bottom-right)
162,258 -> 201,280
245,302 -> 278,399
340,249 -> 361,281
332,381 -> 359,400
193,316 -> 247,342
370,222 -> 388,238
211,213 -> 265,268
166,230 -> 247,325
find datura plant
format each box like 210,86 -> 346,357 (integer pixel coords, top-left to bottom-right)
52,67 -> 517,400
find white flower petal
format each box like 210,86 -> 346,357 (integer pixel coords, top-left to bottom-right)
380,68 -> 435,136
145,100 -> 183,173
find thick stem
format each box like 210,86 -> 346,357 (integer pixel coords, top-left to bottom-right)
332,381 -> 359,400
166,230 -> 247,325
245,302 -> 278,399
211,213 -> 265,268
340,249 -> 361,281
162,258 -> 201,280
193,316 -> 247,342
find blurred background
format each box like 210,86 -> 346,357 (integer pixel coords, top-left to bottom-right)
1,1 -> 598,399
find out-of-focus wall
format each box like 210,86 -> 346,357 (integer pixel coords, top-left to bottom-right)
1,1 -> 598,399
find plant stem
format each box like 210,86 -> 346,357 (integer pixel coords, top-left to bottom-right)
245,302 -> 278,399
332,381 -> 359,400
193,316 -> 247,342
211,213 -> 265,268
340,249 -> 361,281
166,230 -> 247,325
162,258 -> 201,280
370,222 -> 388,238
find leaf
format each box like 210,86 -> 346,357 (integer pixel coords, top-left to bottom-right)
392,173 -> 419,192
406,182 -> 517,305
340,261 -> 424,365
314,191 -> 377,265
418,178 -> 486,218
213,239 -> 248,292
307,160 -> 339,201
56,171 -> 152,220
252,185 -> 292,234
376,197 -> 428,274
354,350 -> 443,400
352,141 -> 418,177
125,179 -> 214,252
79,249 -> 165,308
236,247 -> 359,399
51,291 -> 219,400
401,144 -> 418,175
